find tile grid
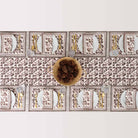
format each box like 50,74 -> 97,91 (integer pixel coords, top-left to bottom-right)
0,31 -> 137,112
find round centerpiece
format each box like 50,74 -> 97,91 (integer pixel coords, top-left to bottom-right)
53,57 -> 82,86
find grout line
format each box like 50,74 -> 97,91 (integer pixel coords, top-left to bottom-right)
66,86 -> 70,111
66,31 -> 69,57
66,32 -> 69,111
26,31 -> 29,58
106,32 -> 110,111
25,86 -> 29,112
107,32 -> 110,57
107,85 -> 111,112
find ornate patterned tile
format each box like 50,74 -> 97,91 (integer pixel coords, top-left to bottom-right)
29,86 -> 66,111
0,32 -> 26,56
109,32 -> 138,57
29,32 -> 67,57
0,86 -> 26,111
111,86 -> 138,111
69,86 -> 107,111
69,32 -> 106,56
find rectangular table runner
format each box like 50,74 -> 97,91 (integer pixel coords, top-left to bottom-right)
0,31 -> 137,112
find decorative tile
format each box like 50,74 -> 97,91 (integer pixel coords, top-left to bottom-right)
109,32 -> 138,57
29,32 -> 67,57
0,86 -> 26,111
125,32 -> 138,55
0,32 -> 26,56
69,32 -> 106,56
29,32 -> 43,54
69,87 -> 107,111
111,86 -> 138,111
29,86 -> 66,111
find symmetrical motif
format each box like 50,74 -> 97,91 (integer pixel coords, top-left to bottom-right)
69,32 -> 106,56
111,87 -> 138,111
29,32 -> 67,57
0,32 -> 26,56
29,86 -> 66,111
0,86 -> 26,111
109,32 -> 138,56
70,87 -> 107,111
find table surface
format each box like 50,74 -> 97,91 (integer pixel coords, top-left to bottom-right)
0,31 -> 137,112
0,0 -> 138,138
